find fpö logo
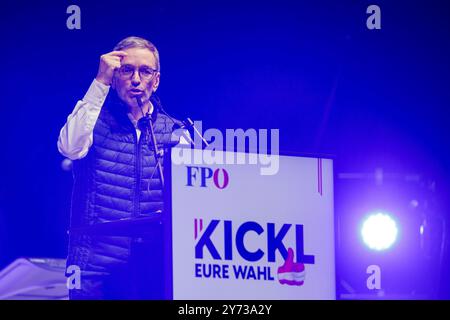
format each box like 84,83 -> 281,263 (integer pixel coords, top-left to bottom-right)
186,166 -> 229,189
193,219 -> 315,286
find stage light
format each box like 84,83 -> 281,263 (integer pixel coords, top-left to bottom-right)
361,212 -> 398,251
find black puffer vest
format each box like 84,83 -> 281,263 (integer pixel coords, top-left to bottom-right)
67,94 -> 179,274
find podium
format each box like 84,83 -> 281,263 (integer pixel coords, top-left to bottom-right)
69,146 -> 336,300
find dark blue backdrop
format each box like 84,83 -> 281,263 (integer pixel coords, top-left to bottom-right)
0,0 -> 449,298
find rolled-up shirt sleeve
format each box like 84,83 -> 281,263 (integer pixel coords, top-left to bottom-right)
57,79 -> 110,160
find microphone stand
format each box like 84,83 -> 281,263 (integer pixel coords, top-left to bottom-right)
136,96 -> 164,189
151,95 -> 209,148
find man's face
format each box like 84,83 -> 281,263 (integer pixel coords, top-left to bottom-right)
112,47 -> 160,109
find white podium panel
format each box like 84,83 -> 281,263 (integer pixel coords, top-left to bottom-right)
170,148 -> 335,299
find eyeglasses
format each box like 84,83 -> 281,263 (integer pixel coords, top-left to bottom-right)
117,64 -> 158,81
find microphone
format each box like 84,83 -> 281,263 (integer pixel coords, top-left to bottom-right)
135,94 -> 144,108
181,117 -> 209,147
135,95 -> 148,115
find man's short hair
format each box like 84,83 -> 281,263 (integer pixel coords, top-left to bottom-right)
113,36 -> 161,71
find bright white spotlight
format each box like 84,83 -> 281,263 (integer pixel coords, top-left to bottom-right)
361,212 -> 398,251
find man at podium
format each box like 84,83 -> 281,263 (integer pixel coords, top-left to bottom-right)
57,36 -> 185,299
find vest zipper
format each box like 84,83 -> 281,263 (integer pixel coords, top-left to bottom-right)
134,131 -> 142,218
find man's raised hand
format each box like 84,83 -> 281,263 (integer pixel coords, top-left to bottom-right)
95,51 -> 128,86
